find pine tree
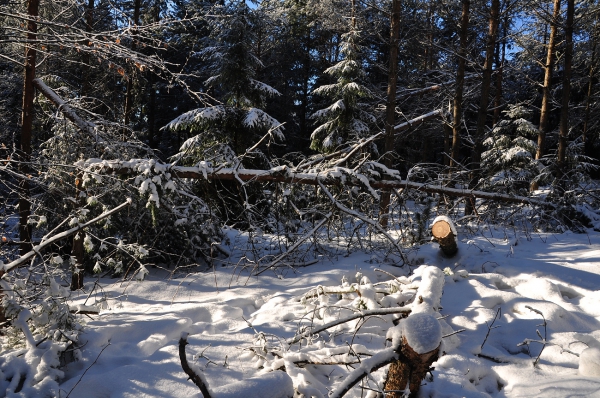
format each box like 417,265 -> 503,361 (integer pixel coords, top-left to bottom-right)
310,17 -> 374,153
480,105 -> 539,195
166,1 -> 283,164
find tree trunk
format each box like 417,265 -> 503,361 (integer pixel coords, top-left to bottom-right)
493,18 -> 507,125
582,15 -> 598,147
466,0 -> 499,215
18,0 -> 40,256
450,0 -> 470,170
148,4 -> 160,149
123,0 -> 141,128
379,0 -> 402,228
557,0 -> 574,180
531,0 -> 561,191
384,335 -> 440,397
432,218 -> 458,256
81,0 -> 95,97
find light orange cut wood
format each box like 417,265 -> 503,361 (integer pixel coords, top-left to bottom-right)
432,220 -> 458,256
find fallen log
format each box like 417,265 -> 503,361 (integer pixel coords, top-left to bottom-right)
32,78 -> 96,135
77,159 -> 556,209
394,109 -> 443,133
431,216 -> 458,256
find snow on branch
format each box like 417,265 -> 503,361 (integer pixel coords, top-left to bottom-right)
75,157 -> 556,208
33,78 -> 96,135
328,348 -> 399,398
1,198 -> 132,276
286,306 -> 411,346
394,109 -> 443,133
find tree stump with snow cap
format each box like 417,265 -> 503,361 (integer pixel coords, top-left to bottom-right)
384,313 -> 442,397
431,216 -> 458,257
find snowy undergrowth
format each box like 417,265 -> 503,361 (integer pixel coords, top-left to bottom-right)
4,227 -> 600,397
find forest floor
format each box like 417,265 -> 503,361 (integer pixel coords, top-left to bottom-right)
35,226 -> 600,397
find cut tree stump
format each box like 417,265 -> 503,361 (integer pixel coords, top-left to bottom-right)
384,335 -> 440,397
431,218 -> 458,256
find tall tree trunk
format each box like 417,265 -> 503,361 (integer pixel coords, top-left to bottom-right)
123,0 -> 141,128
18,0 -> 40,256
450,0 -> 471,170
81,0 -> 95,97
466,0 -> 499,215
557,0 -> 574,180
423,2 -> 434,71
493,18 -> 507,125
582,15 -> 599,147
379,0 -> 402,228
148,3 -> 161,149
531,0 -> 561,191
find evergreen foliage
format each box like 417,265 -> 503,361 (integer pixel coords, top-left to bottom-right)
310,25 -> 374,153
481,105 -> 539,194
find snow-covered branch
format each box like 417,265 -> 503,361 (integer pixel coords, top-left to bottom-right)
76,159 -> 555,208
1,198 -> 132,276
287,306 -> 411,346
33,78 -> 96,135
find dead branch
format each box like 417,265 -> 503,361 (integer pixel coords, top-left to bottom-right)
328,348 -> 399,398
78,159 -> 555,208
0,198 -> 132,276
179,333 -> 212,398
32,78 -> 95,135
394,109 -> 443,133
287,306 -> 411,346
318,181 -> 408,264
254,212 -> 332,276
395,74 -> 478,99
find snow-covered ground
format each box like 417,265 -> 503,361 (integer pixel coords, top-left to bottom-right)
6,226 -> 600,397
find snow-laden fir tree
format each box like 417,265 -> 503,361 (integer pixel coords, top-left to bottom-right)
165,0 -> 283,166
310,16 -> 374,153
480,105 -> 539,195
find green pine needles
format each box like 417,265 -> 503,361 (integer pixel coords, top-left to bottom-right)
310,26 -> 374,153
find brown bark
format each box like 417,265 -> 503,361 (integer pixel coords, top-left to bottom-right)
432,219 -> 458,256
531,0 -> 561,191
384,336 -> 440,397
450,0 -> 470,169
123,0 -> 141,128
557,0 -> 574,180
379,0 -> 402,228
582,15 -> 599,145
147,5 -> 160,149
466,0 -> 500,215
493,18 -> 507,125
81,0 -> 95,97
18,0 -> 40,256
179,335 -> 213,398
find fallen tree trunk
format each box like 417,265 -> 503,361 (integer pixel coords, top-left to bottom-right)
32,78 -> 96,135
394,109 -> 443,133
384,334 -> 439,397
431,216 -> 458,256
78,159 -> 555,209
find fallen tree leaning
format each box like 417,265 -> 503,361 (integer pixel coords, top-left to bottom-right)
77,159 -> 555,209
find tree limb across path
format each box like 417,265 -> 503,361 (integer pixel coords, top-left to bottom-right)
77,159 -> 555,208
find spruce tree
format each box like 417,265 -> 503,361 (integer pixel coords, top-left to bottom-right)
166,0 -> 283,165
310,17 -> 374,153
